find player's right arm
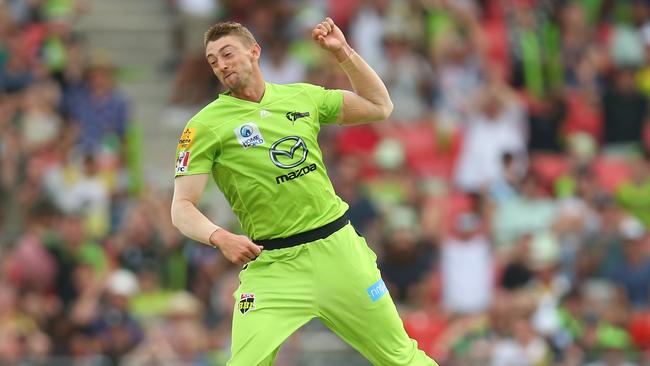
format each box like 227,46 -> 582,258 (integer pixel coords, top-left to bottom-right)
171,174 -> 263,265
171,119 -> 262,265
171,174 -> 219,244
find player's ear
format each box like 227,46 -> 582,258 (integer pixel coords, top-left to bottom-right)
250,43 -> 261,61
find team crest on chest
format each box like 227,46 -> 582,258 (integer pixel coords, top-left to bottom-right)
286,111 -> 310,125
234,122 -> 264,148
238,293 -> 256,314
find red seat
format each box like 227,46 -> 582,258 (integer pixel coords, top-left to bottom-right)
335,124 -> 379,157
443,192 -> 475,234
629,311 -> 650,350
593,157 -> 633,192
563,91 -> 603,142
421,191 -> 475,237
391,122 -> 463,179
530,153 -> 571,187
403,309 -> 448,361
482,19 -> 511,80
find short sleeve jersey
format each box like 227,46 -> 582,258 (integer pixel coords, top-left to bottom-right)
174,82 -> 349,240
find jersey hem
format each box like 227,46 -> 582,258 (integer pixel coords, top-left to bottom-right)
174,171 -> 212,177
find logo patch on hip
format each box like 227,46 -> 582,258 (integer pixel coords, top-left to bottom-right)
367,279 -> 388,302
238,293 -> 256,314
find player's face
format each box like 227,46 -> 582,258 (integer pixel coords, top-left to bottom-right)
205,35 -> 260,90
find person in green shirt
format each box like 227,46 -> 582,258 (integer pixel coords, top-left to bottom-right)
170,18 -> 437,366
616,157 -> 650,228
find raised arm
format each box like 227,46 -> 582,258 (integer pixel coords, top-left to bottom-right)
171,174 -> 262,265
312,17 -> 393,125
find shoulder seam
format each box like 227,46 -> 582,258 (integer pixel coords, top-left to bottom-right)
192,119 -> 222,163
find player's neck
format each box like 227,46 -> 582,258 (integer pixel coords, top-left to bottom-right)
229,76 -> 265,103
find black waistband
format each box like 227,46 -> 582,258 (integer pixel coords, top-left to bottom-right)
253,212 -> 349,250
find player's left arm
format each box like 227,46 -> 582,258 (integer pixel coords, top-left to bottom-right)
312,17 -> 393,125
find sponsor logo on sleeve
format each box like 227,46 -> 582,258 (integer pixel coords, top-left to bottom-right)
234,123 -> 264,148
177,127 -> 196,150
238,293 -> 256,314
175,151 -> 190,173
367,279 -> 388,302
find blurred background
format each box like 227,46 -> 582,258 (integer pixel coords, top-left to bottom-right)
3,0 -> 650,365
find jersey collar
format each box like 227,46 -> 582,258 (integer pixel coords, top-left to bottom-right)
219,82 -> 270,107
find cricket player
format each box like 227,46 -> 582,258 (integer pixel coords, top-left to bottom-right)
170,17 -> 438,366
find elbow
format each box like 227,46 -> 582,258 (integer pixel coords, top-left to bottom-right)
170,200 -> 182,229
378,99 -> 394,120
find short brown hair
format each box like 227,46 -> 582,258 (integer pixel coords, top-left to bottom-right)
204,21 -> 257,48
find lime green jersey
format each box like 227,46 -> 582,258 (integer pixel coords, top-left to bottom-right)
174,82 -> 348,240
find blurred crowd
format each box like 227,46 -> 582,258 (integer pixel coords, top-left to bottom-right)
4,0 -> 650,365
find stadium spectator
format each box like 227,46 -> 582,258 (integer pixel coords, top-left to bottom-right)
375,25 -> 434,123
454,80 -> 527,193
440,212 -> 494,314
260,37 -> 307,84
378,206 -> 435,304
616,156 -> 650,227
63,57 -> 130,155
609,216 -> 650,309
602,67 -> 648,155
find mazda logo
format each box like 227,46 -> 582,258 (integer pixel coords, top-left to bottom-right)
269,136 -> 308,169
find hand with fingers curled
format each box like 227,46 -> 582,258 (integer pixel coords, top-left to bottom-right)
210,228 -> 263,266
311,17 -> 350,54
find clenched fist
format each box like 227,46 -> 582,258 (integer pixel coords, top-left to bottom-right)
210,229 -> 263,266
311,17 -> 349,54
